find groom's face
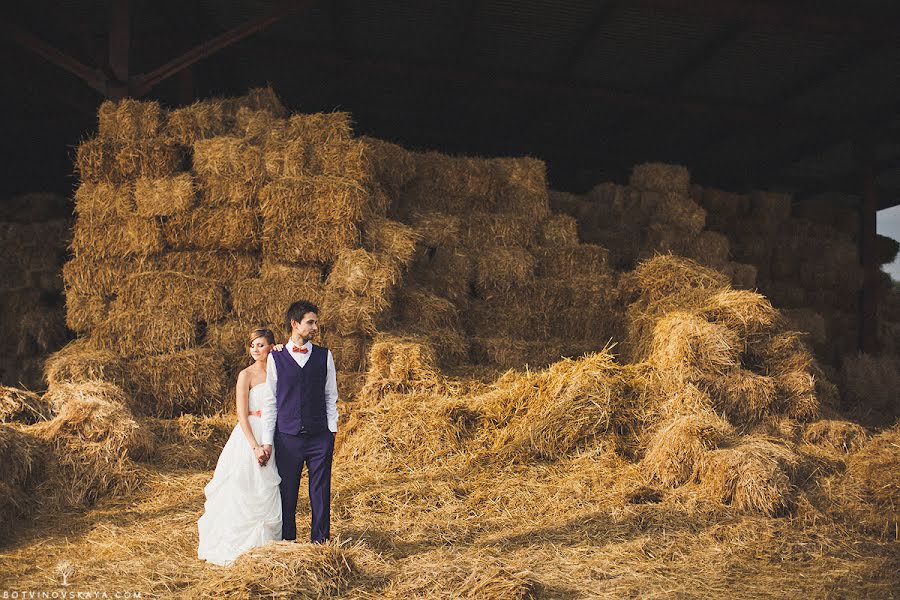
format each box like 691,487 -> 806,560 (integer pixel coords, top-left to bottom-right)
291,311 -> 319,341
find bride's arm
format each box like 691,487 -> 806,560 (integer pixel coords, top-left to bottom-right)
235,370 -> 262,453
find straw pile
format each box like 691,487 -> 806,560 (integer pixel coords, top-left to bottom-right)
0,385 -> 52,424
0,195 -> 71,389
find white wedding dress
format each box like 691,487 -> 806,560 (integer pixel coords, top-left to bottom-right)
198,383 -> 282,566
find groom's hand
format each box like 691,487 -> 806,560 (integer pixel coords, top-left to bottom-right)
262,444 -> 273,460
255,445 -> 268,466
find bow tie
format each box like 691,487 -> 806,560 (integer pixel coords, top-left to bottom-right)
291,346 -> 308,354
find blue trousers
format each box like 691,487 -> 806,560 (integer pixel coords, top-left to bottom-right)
274,428 -> 334,543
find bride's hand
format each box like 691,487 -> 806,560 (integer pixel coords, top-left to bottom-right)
273,344 -> 285,352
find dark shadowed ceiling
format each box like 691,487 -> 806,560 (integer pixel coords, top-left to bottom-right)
3,0 -> 900,209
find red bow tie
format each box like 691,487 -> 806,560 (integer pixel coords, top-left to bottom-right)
291,346 -> 308,354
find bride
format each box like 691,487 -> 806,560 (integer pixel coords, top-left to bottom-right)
198,327 -> 282,566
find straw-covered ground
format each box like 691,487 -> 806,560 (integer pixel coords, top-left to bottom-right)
2,259 -> 898,598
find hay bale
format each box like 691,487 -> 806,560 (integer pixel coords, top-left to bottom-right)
97,98 -> 162,140
91,311 -> 198,357
62,253 -> 149,298
73,181 -> 134,219
321,291 -> 384,337
43,338 -> 125,387
694,438 -> 800,515
70,214 -> 165,258
750,191 -> 792,223
16,307 -> 69,357
231,265 -> 323,326
686,230 -> 730,267
267,137 -> 369,182
470,337 -> 559,370
227,85 -> 289,118
394,286 -> 459,332
0,386 -> 52,424
326,248 -> 398,299
205,319 -> 284,375
494,156 -> 551,220
408,211 -> 462,248
0,191 -> 70,223
474,246 -> 535,295
162,206 -> 258,251
780,309 -> 826,344
537,213 -> 579,246
362,334 -> 441,396
699,187 -> 744,231
765,281 -> 806,308
460,212 -> 536,248
802,419 -> 868,454
362,217 -> 419,267
150,250 -> 260,284
642,410 -> 734,487
532,244 -> 609,278
283,111 -> 354,144
126,348 -> 228,417
403,153 -> 499,215
192,136 -> 265,188
133,174 -> 195,216
360,135 -> 416,198
630,162 -> 690,196
323,333 -> 369,372
259,177 -> 368,263
162,99 -> 230,146
64,292 -> 110,333
75,138 -> 184,184
840,353 -> 900,417
33,381 -> 153,505
639,192 -> 706,234
115,271 -> 227,323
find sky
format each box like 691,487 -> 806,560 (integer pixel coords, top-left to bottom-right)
878,205 -> 900,281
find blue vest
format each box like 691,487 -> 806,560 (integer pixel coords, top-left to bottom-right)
271,344 -> 329,435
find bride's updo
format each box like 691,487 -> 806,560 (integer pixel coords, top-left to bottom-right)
248,328 -> 275,345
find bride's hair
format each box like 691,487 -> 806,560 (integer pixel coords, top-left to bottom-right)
248,328 -> 275,345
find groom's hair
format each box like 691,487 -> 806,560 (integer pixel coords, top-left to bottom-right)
286,299 -> 319,331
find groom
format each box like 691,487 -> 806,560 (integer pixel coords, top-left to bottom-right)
260,299 -> 338,543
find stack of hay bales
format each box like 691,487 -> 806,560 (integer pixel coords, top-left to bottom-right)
56,88 -> 410,416
550,164 -> 754,288
695,186 -> 895,366
0,193 -> 71,389
364,144 -> 621,370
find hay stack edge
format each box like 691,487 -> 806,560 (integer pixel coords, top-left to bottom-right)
1,88 -> 898,598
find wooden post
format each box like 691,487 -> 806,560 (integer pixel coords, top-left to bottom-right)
859,139 -> 879,353
108,0 -> 130,98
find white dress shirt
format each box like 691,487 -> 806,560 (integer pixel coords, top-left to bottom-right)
263,339 -> 339,444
